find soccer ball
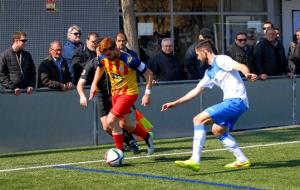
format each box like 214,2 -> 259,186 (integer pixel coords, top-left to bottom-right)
104,148 -> 124,167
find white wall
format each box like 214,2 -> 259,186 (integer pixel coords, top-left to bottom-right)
282,0 -> 300,51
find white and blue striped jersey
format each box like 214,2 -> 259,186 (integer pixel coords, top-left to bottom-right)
197,55 -> 249,107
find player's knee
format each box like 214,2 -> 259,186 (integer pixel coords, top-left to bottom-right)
193,116 -> 205,125
211,126 -> 226,137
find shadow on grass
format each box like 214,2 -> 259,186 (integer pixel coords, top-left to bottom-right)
252,159 -> 300,169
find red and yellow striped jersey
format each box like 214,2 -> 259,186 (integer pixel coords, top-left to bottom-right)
98,51 -> 147,96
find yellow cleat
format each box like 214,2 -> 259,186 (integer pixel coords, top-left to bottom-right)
175,159 -> 200,172
224,160 -> 251,169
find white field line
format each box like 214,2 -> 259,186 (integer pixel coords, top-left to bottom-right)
0,140 -> 300,173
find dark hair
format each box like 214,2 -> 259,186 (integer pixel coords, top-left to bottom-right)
12,31 -> 26,43
235,32 -> 247,39
87,32 -> 99,40
263,20 -> 274,27
195,39 -> 213,52
199,28 -> 212,38
114,31 -> 127,41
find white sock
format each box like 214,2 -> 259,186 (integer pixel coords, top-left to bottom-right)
218,133 -> 248,162
190,124 -> 206,163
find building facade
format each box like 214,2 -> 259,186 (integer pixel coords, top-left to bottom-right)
127,0 -> 285,65
0,0 -> 299,71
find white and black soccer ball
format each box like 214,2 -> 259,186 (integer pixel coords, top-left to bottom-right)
104,148 -> 124,167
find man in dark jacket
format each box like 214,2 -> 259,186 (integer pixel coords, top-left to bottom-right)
38,40 -> 72,91
253,28 -> 291,80
226,32 -> 255,73
72,32 -> 99,85
0,31 -> 36,96
185,28 -> 218,80
147,38 -> 184,81
287,28 -> 300,75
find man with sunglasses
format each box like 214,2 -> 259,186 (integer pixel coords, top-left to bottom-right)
226,32 -> 255,74
0,31 -> 36,96
63,25 -> 84,82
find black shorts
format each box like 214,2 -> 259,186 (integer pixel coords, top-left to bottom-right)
96,94 -> 112,117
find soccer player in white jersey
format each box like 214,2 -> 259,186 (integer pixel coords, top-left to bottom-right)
161,39 -> 257,172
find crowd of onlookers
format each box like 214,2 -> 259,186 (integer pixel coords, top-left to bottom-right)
0,21 -> 300,96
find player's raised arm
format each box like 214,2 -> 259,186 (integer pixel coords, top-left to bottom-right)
232,62 -> 257,82
161,83 -> 205,111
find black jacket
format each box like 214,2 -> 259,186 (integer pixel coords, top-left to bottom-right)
72,46 -> 96,85
226,43 -> 255,72
38,56 -> 72,90
184,42 -> 218,80
147,51 -> 184,81
253,39 -> 287,76
0,48 -> 36,89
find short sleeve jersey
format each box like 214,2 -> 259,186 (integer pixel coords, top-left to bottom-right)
198,55 -> 249,107
98,51 -> 147,96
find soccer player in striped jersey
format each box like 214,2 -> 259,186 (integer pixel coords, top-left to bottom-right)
89,37 -> 154,155
161,39 -> 257,171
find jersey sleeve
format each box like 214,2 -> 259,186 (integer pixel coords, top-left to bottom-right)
197,73 -> 215,88
119,52 -> 147,74
216,55 -> 239,71
80,58 -> 95,80
97,54 -> 106,67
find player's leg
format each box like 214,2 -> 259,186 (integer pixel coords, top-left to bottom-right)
106,111 -> 124,150
119,118 -> 140,154
112,94 -> 154,155
175,111 -> 212,172
122,115 -> 153,155
97,94 -> 113,135
210,98 -> 250,168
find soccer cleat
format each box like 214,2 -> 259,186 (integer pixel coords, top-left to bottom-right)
224,160 -> 251,169
175,159 -> 201,172
145,133 -> 154,155
129,140 -> 140,154
123,140 -> 140,154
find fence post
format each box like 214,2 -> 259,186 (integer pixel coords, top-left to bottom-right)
93,97 -> 99,145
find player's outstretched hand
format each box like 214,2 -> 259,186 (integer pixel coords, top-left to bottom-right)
161,102 -> 176,112
89,85 -> 98,100
246,73 -> 257,82
80,96 -> 88,107
141,94 -> 150,107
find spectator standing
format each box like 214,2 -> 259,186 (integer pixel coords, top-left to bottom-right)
38,40 -> 72,91
115,32 -> 138,58
0,32 -> 36,96
185,28 -> 218,80
63,25 -> 83,81
253,28 -> 289,80
287,28 -> 300,75
226,32 -> 255,73
72,32 -> 99,85
114,31 -> 143,82
257,20 -> 274,43
147,38 -> 184,81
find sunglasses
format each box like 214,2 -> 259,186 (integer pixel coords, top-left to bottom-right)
72,32 -> 82,36
19,39 -> 27,42
237,39 -> 247,42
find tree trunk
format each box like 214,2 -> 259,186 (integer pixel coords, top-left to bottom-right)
120,0 -> 139,57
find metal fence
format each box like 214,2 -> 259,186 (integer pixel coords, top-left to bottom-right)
0,76 -> 299,153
